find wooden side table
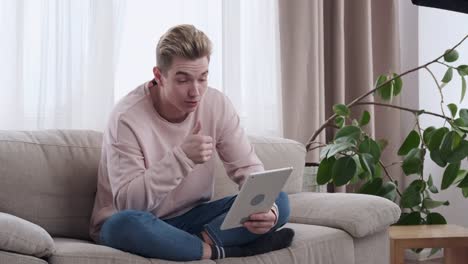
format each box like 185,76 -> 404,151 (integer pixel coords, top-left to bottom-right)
389,225 -> 468,264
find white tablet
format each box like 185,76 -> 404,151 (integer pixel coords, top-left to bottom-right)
220,167 -> 293,230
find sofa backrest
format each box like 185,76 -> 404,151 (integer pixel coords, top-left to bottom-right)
0,130 -> 305,240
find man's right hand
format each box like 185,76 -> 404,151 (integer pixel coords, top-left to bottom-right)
181,121 -> 213,164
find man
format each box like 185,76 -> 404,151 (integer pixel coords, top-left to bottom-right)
90,24 -> 294,261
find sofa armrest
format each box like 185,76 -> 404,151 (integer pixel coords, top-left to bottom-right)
0,212 -> 55,257
288,192 -> 401,238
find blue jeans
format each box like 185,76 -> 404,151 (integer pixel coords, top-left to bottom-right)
99,192 -> 290,261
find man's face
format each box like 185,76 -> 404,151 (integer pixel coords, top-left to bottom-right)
154,56 -> 209,121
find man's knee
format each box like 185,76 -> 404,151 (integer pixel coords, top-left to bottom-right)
275,192 -> 290,226
100,210 -> 154,245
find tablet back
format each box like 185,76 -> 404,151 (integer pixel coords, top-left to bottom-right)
221,167 -> 293,230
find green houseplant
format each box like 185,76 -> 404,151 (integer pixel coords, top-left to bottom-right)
307,34 -> 468,248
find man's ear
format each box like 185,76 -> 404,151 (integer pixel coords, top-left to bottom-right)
153,66 -> 163,86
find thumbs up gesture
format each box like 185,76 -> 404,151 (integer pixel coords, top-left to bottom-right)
181,121 -> 213,164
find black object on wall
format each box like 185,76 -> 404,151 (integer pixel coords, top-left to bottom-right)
412,0 -> 468,14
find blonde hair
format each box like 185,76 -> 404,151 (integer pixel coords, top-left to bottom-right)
156,24 -> 212,73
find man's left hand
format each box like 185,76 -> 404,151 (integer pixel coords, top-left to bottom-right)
243,209 -> 277,234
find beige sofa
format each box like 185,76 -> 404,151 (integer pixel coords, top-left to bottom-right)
0,130 -> 400,264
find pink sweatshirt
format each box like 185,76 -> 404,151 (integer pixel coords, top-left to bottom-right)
89,82 -> 264,242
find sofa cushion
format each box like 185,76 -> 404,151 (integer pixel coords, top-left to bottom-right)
215,223 -> 354,264
212,135 -> 306,200
0,251 -> 48,264
0,130 -> 102,241
288,192 -> 401,238
49,238 -> 215,264
0,212 -> 55,257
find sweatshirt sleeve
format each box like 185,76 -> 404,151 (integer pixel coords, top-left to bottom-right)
107,118 -> 195,212
216,95 -> 264,186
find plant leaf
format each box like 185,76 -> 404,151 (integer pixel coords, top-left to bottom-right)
333,104 -> 350,117
359,137 -> 382,162
374,75 -> 393,101
429,185 -> 439,194
334,125 -> 361,141
359,153 -> 375,177
446,140 -> 468,163
377,139 -> 388,151
461,109 -> 468,123
359,111 -> 370,127
378,81 -> 393,101
458,65 -> 468,76
358,178 -> 383,195
430,149 -> 447,167
335,116 -> 345,128
454,169 -> 467,185
377,181 -> 397,201
439,131 -> 462,158
428,174 -> 434,186
463,188 -> 468,198
332,156 -> 357,186
427,127 -> 449,151
326,142 -> 355,159
317,157 -> 336,185
319,145 -> 333,160
402,148 -> 423,176
454,118 -> 468,132
422,198 -> 449,209
442,67 -> 453,83
427,212 -> 447,224
428,174 -> 439,193
398,130 -> 421,156
457,170 -> 468,188
401,183 -> 423,208
444,49 -> 459,62
392,73 -> 403,96
423,126 -> 436,145
409,179 -> 426,192
396,212 -> 422,225
447,103 -> 458,118
374,74 -> 387,89
441,162 -> 461,190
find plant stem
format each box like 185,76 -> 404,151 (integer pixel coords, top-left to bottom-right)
352,102 -> 449,120
414,116 -> 426,183
306,34 -> 468,151
379,160 -> 403,197
383,161 -> 404,168
436,61 -> 457,69
424,66 -> 447,118
308,143 -> 328,151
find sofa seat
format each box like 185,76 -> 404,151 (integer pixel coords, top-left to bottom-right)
0,251 -> 48,264
48,223 -> 353,264
49,238 -> 214,264
215,223 -> 354,264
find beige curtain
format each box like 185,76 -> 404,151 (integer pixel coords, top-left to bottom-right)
279,0 -> 404,192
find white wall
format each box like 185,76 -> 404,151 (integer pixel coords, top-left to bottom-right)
418,7 -> 468,227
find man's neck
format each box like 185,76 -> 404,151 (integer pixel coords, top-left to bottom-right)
149,86 -> 188,123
